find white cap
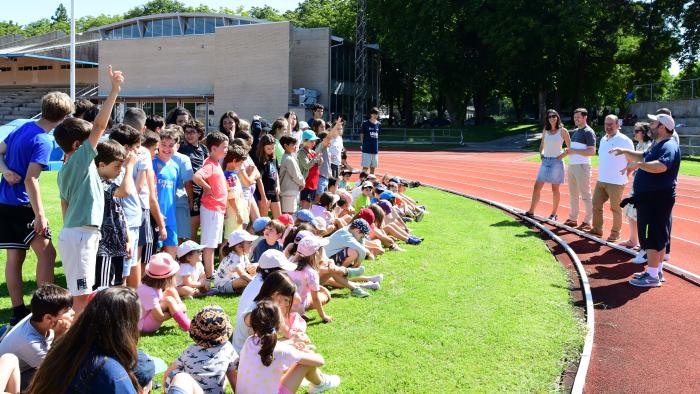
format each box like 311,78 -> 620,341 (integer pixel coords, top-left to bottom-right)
647,113 -> 675,131
227,229 -> 258,247
176,240 -> 205,258
258,249 -> 297,271
361,181 -> 374,189
313,216 -> 327,232
299,121 -> 310,130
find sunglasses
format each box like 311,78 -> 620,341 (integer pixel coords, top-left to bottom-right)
634,129 -> 644,133
548,115 -> 558,119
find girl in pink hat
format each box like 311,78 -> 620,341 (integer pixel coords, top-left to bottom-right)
137,252 -> 191,333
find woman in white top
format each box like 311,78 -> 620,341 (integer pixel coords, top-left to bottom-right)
620,122 -> 654,249
526,109 -> 571,220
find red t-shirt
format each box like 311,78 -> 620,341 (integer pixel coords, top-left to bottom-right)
196,157 -> 227,213
304,151 -> 320,190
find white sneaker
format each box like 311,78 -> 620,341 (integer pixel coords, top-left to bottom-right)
366,274 -> 384,283
359,282 -> 380,290
664,253 -> 670,262
309,374 -> 341,393
632,251 -> 647,264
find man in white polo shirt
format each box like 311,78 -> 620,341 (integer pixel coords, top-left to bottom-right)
590,114 -> 634,241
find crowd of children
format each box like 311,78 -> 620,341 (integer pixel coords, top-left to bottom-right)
0,67 -> 428,393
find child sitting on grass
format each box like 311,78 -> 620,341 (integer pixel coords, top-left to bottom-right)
236,300 -> 340,394
137,253 -> 190,333
54,65 -> 123,315
214,229 -> 258,294
175,240 -> 208,298
164,305 -> 237,394
250,220 -> 285,263
325,219 -> 375,268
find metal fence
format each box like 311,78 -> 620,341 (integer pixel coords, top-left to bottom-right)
344,127 -> 464,145
633,78 -> 700,102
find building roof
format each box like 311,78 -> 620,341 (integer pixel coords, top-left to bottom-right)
0,53 -> 98,65
87,12 -> 264,32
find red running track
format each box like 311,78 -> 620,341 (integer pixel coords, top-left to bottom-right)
348,150 -> 700,392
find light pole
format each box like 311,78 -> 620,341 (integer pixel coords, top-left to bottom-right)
70,0 -> 76,101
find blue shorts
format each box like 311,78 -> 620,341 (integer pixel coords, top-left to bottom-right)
175,205 -> 191,239
330,248 -> 349,265
161,225 -> 178,247
300,189 -> 316,202
316,176 -> 329,195
123,226 -> 140,276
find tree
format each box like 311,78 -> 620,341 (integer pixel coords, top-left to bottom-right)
52,4 -> 69,24
76,14 -> 124,32
284,0 -> 356,39
0,21 -> 22,38
123,0 -> 188,19
23,18 -> 55,37
249,6 -> 286,21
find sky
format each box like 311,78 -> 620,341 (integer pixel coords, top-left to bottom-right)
3,0 -> 301,25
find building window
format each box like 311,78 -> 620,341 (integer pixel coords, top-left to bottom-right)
162,18 -> 173,36
205,18 -> 215,34
0,67 -> 11,72
215,17 -> 225,27
184,17 -> 195,35
195,17 -> 205,34
153,19 -> 163,37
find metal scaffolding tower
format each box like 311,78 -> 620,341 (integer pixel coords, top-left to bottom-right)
353,0 -> 367,130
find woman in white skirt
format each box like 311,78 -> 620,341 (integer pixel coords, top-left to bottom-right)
620,122 -> 653,249
525,109 -> 571,220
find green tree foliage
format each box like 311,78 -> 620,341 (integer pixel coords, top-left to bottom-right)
249,6 -> 287,21
284,0 -> 356,40
0,21 -> 22,37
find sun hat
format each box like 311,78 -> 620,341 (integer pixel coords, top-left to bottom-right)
337,189 -> 353,203
299,121 -> 310,130
134,351 -> 167,389
227,229 -> 258,247
380,190 -> 395,200
294,230 -> 314,243
350,218 -> 370,236
297,236 -> 330,257
358,207 -> 375,225
378,199 -> 393,214
296,209 -> 316,223
252,217 -> 271,233
145,253 -> 179,279
277,213 -> 294,226
258,249 -> 297,270
189,305 -> 233,349
301,130 -> 319,141
176,240 -> 205,258
313,216 -> 327,232
647,113 -> 675,131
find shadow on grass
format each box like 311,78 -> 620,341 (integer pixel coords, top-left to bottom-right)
490,220 -> 524,228
0,272 -> 67,322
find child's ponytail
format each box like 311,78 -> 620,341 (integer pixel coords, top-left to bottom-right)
250,300 -> 281,367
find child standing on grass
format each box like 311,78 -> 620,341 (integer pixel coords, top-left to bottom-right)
94,140 -> 137,289
193,132 -> 230,279
175,240 -> 208,298
164,305 -> 237,394
54,65 -> 123,315
214,229 -> 258,294
137,253 -> 191,333
153,128 -> 181,258
236,300 -> 340,394
222,144 -> 249,240
254,134 -> 281,218
297,131 -> 323,210
279,135 -> 305,214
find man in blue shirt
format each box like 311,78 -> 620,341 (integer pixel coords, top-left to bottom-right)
0,92 -> 73,325
360,107 -> 381,174
610,113 -> 680,288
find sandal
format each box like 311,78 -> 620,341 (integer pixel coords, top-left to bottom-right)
547,214 -> 558,221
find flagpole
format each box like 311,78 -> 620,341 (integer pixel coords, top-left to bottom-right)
70,0 -> 76,101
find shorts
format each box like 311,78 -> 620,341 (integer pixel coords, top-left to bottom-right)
280,194 -> 299,213
536,157 -> 565,184
200,206 -> 224,248
94,255 -> 125,290
139,310 -> 163,333
176,206 -> 191,239
0,203 -> 51,250
254,189 -> 280,203
330,248 -> 349,266
361,152 -> 378,168
300,189 -> 316,202
138,209 -> 152,247
316,176 -> 329,195
216,280 -> 242,294
190,189 -> 202,216
331,164 -> 339,179
57,226 -> 101,296
125,226 -> 140,273
162,225 -> 178,247
223,209 -> 244,241
636,192 -> 674,252
168,386 -> 188,394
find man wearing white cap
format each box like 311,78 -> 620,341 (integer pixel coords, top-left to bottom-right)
610,113 -> 681,287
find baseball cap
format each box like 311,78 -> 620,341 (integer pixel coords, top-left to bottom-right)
252,217 -> 272,233
647,113 -> 675,131
227,229 -> 257,247
145,253 -> 179,279
349,218 -> 370,236
361,181 -> 373,189
380,191 -> 395,200
296,209 -> 316,223
189,305 -> 233,349
299,121 -> 310,130
134,351 -> 167,389
313,216 -> 327,232
297,236 -> 330,257
358,208 -> 375,225
378,199 -> 392,214
294,230 -> 314,243
176,240 -> 205,258
277,213 -> 294,226
258,249 -> 297,270
302,130 -> 319,141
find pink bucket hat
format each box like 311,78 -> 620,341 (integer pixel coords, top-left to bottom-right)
145,252 -> 179,279
297,236 -> 329,257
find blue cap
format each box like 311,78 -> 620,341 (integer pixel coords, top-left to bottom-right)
350,218 -> 370,235
296,209 -> 316,223
252,217 -> 271,233
301,130 -> 319,141
379,191 -> 395,200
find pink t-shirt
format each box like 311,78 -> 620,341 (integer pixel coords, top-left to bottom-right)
197,158 -> 227,213
287,266 -> 320,309
137,284 -> 162,319
236,336 -> 302,394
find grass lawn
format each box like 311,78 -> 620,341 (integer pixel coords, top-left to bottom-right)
525,154 -> 700,177
1,172 -> 584,393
